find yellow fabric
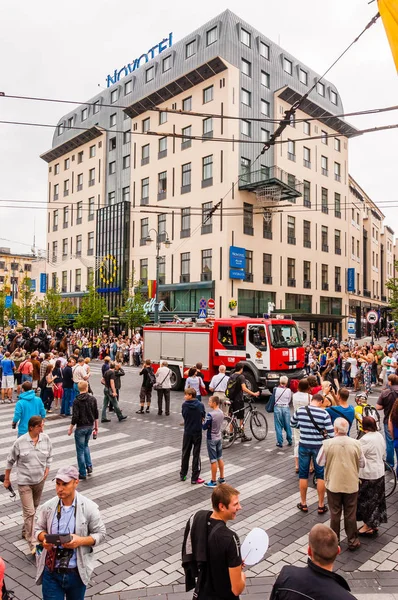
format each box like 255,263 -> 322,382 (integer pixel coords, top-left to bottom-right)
378,0 -> 398,71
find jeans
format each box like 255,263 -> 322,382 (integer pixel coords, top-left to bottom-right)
61,388 -> 75,415
298,445 -> 324,480
41,387 -> 54,410
21,374 -> 32,383
102,388 -> 123,420
274,406 -> 292,446
74,427 -> 93,478
42,567 -> 86,600
384,422 -> 395,468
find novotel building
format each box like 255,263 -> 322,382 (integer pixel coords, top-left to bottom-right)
42,9 -> 369,338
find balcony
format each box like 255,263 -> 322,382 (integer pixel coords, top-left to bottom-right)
287,236 -> 296,245
88,179 -> 95,187
244,225 -> 254,236
181,140 -> 191,150
322,245 -> 329,252
335,174 -> 341,182
76,217 -> 82,225
180,274 -> 190,283
321,206 -> 329,215
88,248 -> 94,256
203,130 -> 213,140
201,224 -> 212,235
321,168 -> 328,176
63,222 -> 68,229
244,273 -> 253,283
77,184 -> 83,191
181,184 -> 191,195
180,229 -> 191,239
141,197 -> 149,206
63,190 -> 69,197
263,276 -> 272,284
201,272 -> 212,281
53,194 -> 59,201
157,191 -> 167,201
201,177 -> 213,188
238,165 -> 302,201
158,150 -> 167,160
304,200 -> 311,208
288,278 -> 296,287
335,284 -> 342,292
288,152 -> 296,162
53,225 -> 58,232
76,250 -> 82,257
303,160 -> 311,169
335,247 -> 341,255
88,213 -> 94,221
263,230 -> 272,240
304,240 -> 311,249
304,280 -> 311,289
364,290 -> 371,298
62,253 -> 67,261
322,283 -> 329,291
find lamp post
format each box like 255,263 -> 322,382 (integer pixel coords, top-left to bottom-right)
145,228 -> 171,323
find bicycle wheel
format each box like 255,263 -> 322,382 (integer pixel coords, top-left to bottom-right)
384,461 -> 397,499
222,416 -> 236,449
249,410 -> 268,441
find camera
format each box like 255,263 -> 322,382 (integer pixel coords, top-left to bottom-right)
56,547 -> 74,569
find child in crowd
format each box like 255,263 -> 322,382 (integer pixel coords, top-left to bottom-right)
180,387 -> 205,484
202,395 -> 225,488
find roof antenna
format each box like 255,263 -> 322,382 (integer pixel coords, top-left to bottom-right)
31,218 -> 36,256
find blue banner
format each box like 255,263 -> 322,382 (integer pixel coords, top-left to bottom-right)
5,295 -> 12,308
40,273 -> 47,294
229,246 -> 246,269
30,279 -> 36,292
347,268 -> 355,292
230,268 -> 245,280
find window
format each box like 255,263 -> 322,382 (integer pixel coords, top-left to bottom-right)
241,58 -> 251,76
89,168 -> 95,186
322,226 -> 328,251
201,249 -> 212,280
87,232 -> 94,256
76,235 -> 82,256
140,218 -> 149,243
142,117 -> 150,132
263,253 -> 272,283
122,154 -> 130,169
109,161 -> 116,175
93,101 -> 100,114
140,258 -> 148,284
261,71 -> 270,88
110,89 -> 118,104
241,120 -> 251,137
108,191 -> 115,205
67,117 -> 73,129
240,27 -> 251,46
109,137 -> 116,151
321,130 -> 328,145
335,229 -> 341,254
64,158 -> 70,170
182,96 -> 192,111
303,220 -> 311,248
142,144 -> 150,164
317,82 -> 325,96
180,252 -> 190,282
162,55 -> 171,72
261,99 -> 270,116
322,264 -> 328,289
110,113 -> 117,127
203,85 -> 214,103
61,270 -> 67,292
202,155 -> 213,185
77,151 -> 83,164
159,111 -> 167,125
202,201 -> 213,234
203,117 -> 213,138
81,107 -> 88,121
321,187 -> 328,214
245,250 -> 253,282
124,80 -> 132,95
157,256 -> 166,285
158,171 -> 167,198
54,163 -> 60,175
330,90 -> 338,105
53,209 -> 58,231
141,177 -> 149,203
287,140 -> 296,161
53,184 -> 59,201
89,145 -> 96,158
63,206 -> 69,228
299,68 -> 308,85
240,157 -> 251,183
334,137 -> 341,152
321,156 -> 328,176
287,258 -> 296,285
263,215 -> 272,240
334,192 -> 341,217
206,26 -> 217,46
241,88 -> 251,107
63,179 -> 69,196
88,197 -> 95,220
303,147 -> 311,168
157,137 -> 167,158
304,261 -> 311,286
261,129 -> 270,143
122,186 -> 130,202
146,66 -> 154,82
334,162 -> 341,182
181,208 -> 191,237
186,40 -> 196,58
51,241 -> 58,263
123,131 -> 130,144
303,180 -> 311,208
335,266 -> 341,291
244,203 -> 254,235
289,113 -> 296,128
182,125 -> 192,149
287,216 -> 296,244
303,121 -> 311,135
58,123 -> 64,135
158,213 -> 166,236
260,41 -> 270,59
284,58 -> 293,75
181,163 -> 191,192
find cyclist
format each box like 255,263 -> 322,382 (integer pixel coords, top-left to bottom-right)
354,392 -> 380,440
226,362 -> 259,442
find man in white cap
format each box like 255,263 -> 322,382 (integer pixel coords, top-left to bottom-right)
35,465 -> 106,599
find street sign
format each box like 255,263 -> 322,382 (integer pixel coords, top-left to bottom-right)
199,298 -> 207,309
8,319 -> 17,327
366,310 -> 379,324
198,308 -> 207,319
208,308 -> 215,317
207,298 -> 215,309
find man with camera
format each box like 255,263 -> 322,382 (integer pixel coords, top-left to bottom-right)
35,465 -> 106,599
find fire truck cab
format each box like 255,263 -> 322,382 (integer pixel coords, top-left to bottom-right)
143,317 -> 305,392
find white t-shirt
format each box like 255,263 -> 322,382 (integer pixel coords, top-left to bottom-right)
209,373 -> 229,393
347,357 -> 358,377
293,391 -> 311,411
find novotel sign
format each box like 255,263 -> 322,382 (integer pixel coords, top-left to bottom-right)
106,33 -> 173,87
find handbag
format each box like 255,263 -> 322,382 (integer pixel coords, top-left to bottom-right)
304,406 -> 330,439
154,369 -> 170,390
199,380 -> 208,397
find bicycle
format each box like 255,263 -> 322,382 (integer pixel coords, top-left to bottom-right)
312,460 -> 396,499
221,396 -> 268,448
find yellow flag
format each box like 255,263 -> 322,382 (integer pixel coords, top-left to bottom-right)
378,0 -> 398,71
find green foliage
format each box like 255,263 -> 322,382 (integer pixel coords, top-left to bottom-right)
18,277 -> 36,327
118,279 -> 149,332
0,285 -> 7,327
36,285 -> 75,329
386,262 -> 398,326
74,285 -> 108,330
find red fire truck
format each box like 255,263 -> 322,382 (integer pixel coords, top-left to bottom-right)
143,317 -> 305,392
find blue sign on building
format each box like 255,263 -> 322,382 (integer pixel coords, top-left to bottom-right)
30,279 -> 36,292
229,246 -> 246,269
229,269 -> 246,280
40,273 -> 47,294
106,33 -> 173,87
347,268 -> 355,292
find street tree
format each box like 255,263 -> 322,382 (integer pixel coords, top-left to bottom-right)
36,286 -> 75,330
18,276 -> 36,327
118,279 -> 149,332
74,284 -> 108,330
386,261 -> 398,327
0,285 -> 8,328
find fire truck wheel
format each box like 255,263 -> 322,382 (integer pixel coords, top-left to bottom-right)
169,366 -> 183,391
244,371 -> 258,393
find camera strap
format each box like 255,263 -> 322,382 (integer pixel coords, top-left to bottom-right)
56,499 -> 77,534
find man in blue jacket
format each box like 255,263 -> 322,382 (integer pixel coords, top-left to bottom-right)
12,381 -> 46,436
180,387 -> 206,485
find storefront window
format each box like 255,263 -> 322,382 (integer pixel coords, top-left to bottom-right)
320,296 -> 342,315
238,289 -> 276,316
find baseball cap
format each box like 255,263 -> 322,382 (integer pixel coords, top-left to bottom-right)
53,466 -> 79,482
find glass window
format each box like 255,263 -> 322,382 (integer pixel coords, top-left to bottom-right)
203,85 -> 214,103
287,257 -> 295,280
109,161 -> 116,175
110,89 -> 118,104
186,40 -> 196,58
261,129 -> 270,143
76,235 -> 82,255
182,96 -> 192,111
162,55 -> 171,72
75,269 -> 81,289
261,71 -> 270,88
89,168 -> 95,185
109,137 -> 116,151
159,111 -> 167,125
181,208 -> 190,232
261,99 -> 270,116
335,137 -> 341,152
146,66 -> 154,82
317,81 -> 325,96
299,68 -> 308,85
64,158 -> 70,170
202,155 -> 213,181
53,184 -> 59,199
81,107 -> 88,121
54,163 -> 60,175
287,215 -> 295,242
158,171 -> 167,193
142,117 -> 150,132
303,147 -> 311,167
142,144 -> 150,161
263,253 -> 272,278
202,201 -> 213,230
322,225 -> 328,249
330,90 -> 338,105
159,137 -> 167,153
93,101 -> 100,114
321,187 -> 328,213
140,258 -> 148,282
303,220 -> 311,245
287,139 -> 295,159
240,157 -> 251,182
244,203 -> 253,235
88,197 -> 95,218
141,177 -> 149,200
182,125 -> 192,147
335,192 -> 341,216
203,117 -> 213,136
110,113 -> 117,127
240,28 -> 251,47
335,229 -> 341,252
303,121 -> 311,135
218,326 -> 233,346
124,80 -> 132,95
303,180 -> 311,207
322,264 -> 328,285
182,163 -> 191,187
141,217 -> 149,241
123,155 -> 130,169
321,156 -> 328,175
334,162 -> 341,181
245,250 -> 253,278
241,88 -> 251,106
123,131 -> 130,144
63,206 -> 69,226
206,26 -> 217,46
58,123 -> 64,135
122,186 -> 130,202
88,232 -> 94,253
62,238 -> 68,255
77,151 -> 83,164
108,191 -> 115,205
321,130 -> 328,144
241,58 -> 251,76
304,261 -> 311,282
67,117 -> 73,129
260,41 -> 270,59
284,58 -> 293,75
158,213 -> 166,235
89,145 -> 96,158
181,252 -> 190,275
241,120 -> 251,137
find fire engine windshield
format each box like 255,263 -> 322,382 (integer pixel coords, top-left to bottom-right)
269,324 -> 302,348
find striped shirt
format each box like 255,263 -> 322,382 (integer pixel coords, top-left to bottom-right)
6,432 -> 53,485
290,405 -> 334,449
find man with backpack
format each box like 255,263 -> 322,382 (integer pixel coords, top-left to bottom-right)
376,374 -> 398,468
137,359 -> 156,414
354,393 -> 381,440
225,362 -> 259,443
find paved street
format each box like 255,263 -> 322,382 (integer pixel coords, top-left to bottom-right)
0,365 -> 397,599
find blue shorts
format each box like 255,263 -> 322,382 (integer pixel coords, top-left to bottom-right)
298,445 -> 324,480
207,439 -> 223,463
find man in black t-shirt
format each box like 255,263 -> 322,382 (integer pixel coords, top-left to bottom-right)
101,362 -> 127,423
202,484 -> 245,600
228,362 -> 260,443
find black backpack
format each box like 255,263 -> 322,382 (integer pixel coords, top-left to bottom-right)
147,368 -> 156,387
225,374 -> 240,399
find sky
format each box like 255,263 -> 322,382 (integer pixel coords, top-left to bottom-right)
1,0 -> 397,255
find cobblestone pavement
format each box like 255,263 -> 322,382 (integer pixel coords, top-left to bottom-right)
0,364 -> 396,599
